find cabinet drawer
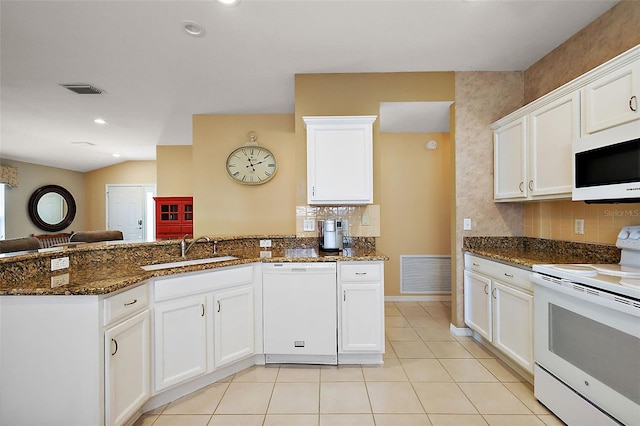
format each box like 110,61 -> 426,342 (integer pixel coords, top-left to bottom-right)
154,265 -> 254,302
339,262 -> 382,282
104,283 -> 149,326
465,253 -> 532,293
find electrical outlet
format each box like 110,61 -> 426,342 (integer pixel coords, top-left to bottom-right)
361,213 -> 370,226
50,273 -> 70,288
303,220 -> 315,232
575,219 -> 585,235
260,250 -> 272,258
259,239 -> 272,248
463,218 -> 472,230
51,257 -> 69,271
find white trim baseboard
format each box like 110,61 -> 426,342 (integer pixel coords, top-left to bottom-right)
449,323 -> 472,336
384,295 -> 451,302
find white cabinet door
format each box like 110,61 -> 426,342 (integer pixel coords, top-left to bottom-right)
304,116 -> 376,205
492,281 -> 534,373
154,295 -> 208,391
582,61 -> 640,135
213,285 -> 254,368
105,310 -> 150,426
463,270 -> 492,341
339,283 -> 384,352
528,92 -> 578,198
494,117 -> 526,200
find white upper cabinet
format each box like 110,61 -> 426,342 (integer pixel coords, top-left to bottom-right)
582,60 -> 640,135
304,116 -> 377,205
493,45 -> 640,202
494,117 -> 527,200
527,92 -> 578,198
494,93 -> 578,201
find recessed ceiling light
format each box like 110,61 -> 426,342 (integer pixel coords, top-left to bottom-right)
217,0 -> 240,6
112,153 -> 121,158
94,118 -> 107,124
182,20 -> 206,38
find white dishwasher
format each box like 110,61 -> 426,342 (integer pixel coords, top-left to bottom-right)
262,262 -> 337,365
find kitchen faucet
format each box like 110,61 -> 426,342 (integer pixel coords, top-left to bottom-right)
181,234 -> 211,258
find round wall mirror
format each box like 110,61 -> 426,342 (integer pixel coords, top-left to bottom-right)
28,185 -> 76,232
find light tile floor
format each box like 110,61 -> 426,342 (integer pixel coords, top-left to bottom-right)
135,301 -> 565,426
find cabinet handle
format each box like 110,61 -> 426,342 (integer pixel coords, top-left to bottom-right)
217,301 -> 220,313
483,284 -> 489,295
504,273 -> 514,278
519,182 -> 524,192
472,262 -> 480,267
528,180 -> 533,191
355,272 -> 367,275
630,95 -> 637,112
111,338 -> 118,356
343,290 -> 346,302
203,304 -> 207,316
312,186 -> 315,196
492,288 -> 497,299
124,299 -> 137,306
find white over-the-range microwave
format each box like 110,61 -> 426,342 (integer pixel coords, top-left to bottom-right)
573,119 -> 640,204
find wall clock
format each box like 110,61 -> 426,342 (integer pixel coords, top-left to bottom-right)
225,131 -> 278,185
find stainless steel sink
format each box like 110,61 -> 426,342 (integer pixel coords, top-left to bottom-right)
141,256 -> 239,271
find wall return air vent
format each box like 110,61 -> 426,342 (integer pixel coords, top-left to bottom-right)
59,84 -> 104,95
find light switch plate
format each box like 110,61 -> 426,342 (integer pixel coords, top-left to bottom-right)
463,218 -> 472,230
303,220 -> 315,232
51,257 -> 69,271
575,219 -> 585,235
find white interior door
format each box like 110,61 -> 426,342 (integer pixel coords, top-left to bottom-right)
107,185 -> 154,242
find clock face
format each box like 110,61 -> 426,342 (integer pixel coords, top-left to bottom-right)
225,145 -> 278,185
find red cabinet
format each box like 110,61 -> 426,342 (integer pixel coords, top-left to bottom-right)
154,197 -> 193,239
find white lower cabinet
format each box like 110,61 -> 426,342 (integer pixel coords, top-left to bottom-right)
105,309 -> 151,426
0,282 -> 151,426
152,265 -> 256,393
463,253 -> 534,374
154,294 -> 208,391
213,285 -> 254,368
337,261 -> 385,362
492,281 -> 533,371
463,270 -> 492,341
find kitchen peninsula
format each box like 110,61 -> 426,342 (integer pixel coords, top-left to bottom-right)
0,236 -> 388,426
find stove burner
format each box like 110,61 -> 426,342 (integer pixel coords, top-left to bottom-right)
551,264 -> 598,276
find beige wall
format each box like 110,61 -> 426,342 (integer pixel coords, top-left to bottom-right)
84,161 -> 156,230
156,146 -> 193,196
378,132 -> 452,297
295,72 -> 455,296
191,114 -> 296,236
0,158 -> 85,238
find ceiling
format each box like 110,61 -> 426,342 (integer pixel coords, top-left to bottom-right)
0,0 -> 618,172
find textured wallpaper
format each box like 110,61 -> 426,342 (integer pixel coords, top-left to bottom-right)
524,1 -> 640,103
452,72 -> 523,327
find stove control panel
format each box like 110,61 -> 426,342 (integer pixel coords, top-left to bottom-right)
617,225 -> 640,249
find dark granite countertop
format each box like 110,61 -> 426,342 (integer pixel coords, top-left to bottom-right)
463,236 -> 620,268
0,237 -> 387,296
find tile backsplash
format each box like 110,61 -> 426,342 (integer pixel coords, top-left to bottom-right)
295,205 -> 381,238
524,200 -> 640,245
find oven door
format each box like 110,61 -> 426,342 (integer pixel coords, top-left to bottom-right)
533,275 -> 640,426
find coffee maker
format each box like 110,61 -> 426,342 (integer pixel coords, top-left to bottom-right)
318,219 -> 344,252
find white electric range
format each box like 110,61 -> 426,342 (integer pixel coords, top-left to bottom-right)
531,226 -> 640,426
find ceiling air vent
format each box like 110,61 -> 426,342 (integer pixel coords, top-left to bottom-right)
59,84 -> 104,95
